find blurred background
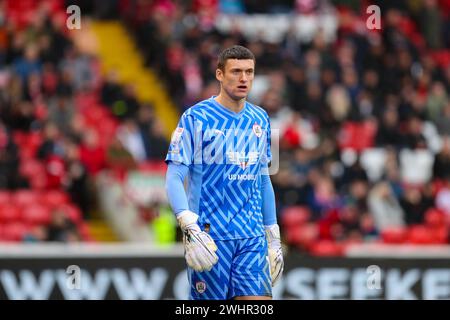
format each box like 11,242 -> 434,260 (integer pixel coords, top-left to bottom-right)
0,0 -> 449,299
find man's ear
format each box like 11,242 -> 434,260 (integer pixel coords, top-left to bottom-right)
216,68 -> 223,82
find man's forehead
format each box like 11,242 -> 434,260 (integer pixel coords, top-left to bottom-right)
225,59 -> 255,69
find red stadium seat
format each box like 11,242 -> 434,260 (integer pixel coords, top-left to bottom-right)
29,172 -> 48,189
41,190 -> 70,208
338,120 -> 377,152
0,191 -> 11,205
310,240 -> 344,256
1,222 -> 29,241
381,227 -> 408,244
281,206 -> 311,228
13,190 -> 40,207
0,204 -> 22,223
407,225 -> 435,244
424,208 -> 446,228
19,159 -> 45,179
286,223 -> 319,250
431,226 -> 449,244
21,205 -> 51,225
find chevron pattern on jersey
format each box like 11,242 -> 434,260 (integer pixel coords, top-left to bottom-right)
188,236 -> 271,300
166,97 -> 272,241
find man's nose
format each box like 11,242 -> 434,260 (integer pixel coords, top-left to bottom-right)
240,72 -> 248,82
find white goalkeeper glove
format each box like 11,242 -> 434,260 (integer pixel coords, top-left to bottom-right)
265,224 -> 284,286
177,210 -> 219,272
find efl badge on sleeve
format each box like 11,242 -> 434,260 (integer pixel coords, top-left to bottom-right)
253,123 -> 262,138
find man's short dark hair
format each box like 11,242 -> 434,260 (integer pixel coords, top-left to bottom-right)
217,45 -> 255,71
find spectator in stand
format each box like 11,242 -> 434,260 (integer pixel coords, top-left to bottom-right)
435,103 -> 450,136
339,204 -> 363,242
47,92 -> 75,135
359,212 -> 378,241
401,115 -> 428,150
144,118 -> 170,160
47,210 -> 80,242
426,82 -> 448,123
375,106 -> 402,147
368,182 -> 405,231
79,129 -> 106,176
116,118 -> 147,162
436,177 -> 450,216
13,44 -> 41,83
307,175 -> 342,220
44,153 -> 66,189
37,121 -> 63,160
400,185 -> 434,225
344,179 -> 369,213
101,70 -> 123,108
120,84 -> 140,119
0,121 -> 24,189
420,0 -> 444,49
433,136 -> 450,180
64,139 -> 91,218
60,46 -> 95,92
273,165 -> 304,211
8,101 -> 37,131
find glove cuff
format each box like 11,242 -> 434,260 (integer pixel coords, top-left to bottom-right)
177,210 -> 199,230
265,224 -> 280,240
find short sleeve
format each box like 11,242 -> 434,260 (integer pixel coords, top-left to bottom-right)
165,113 -> 195,166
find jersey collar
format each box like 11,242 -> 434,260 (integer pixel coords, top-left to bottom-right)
210,96 -> 247,118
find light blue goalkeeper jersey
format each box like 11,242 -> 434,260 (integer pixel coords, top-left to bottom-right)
165,96 -> 272,240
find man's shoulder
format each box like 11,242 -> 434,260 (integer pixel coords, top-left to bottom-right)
246,101 -> 270,122
182,99 -> 213,119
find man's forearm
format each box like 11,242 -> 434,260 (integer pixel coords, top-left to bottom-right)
261,172 -> 277,226
165,162 -> 190,216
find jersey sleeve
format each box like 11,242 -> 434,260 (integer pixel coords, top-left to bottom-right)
165,113 -> 195,166
261,112 -> 272,167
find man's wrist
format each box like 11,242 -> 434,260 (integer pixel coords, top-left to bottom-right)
265,224 -> 281,248
177,210 -> 199,230
265,224 -> 280,238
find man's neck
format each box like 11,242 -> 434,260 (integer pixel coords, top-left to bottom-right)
214,93 -> 246,113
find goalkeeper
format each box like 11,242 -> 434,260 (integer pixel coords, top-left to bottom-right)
165,45 -> 283,300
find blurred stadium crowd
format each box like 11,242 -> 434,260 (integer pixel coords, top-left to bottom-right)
0,0 -> 450,255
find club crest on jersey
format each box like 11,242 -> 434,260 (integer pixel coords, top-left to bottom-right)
196,281 -> 206,294
253,123 -> 262,138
